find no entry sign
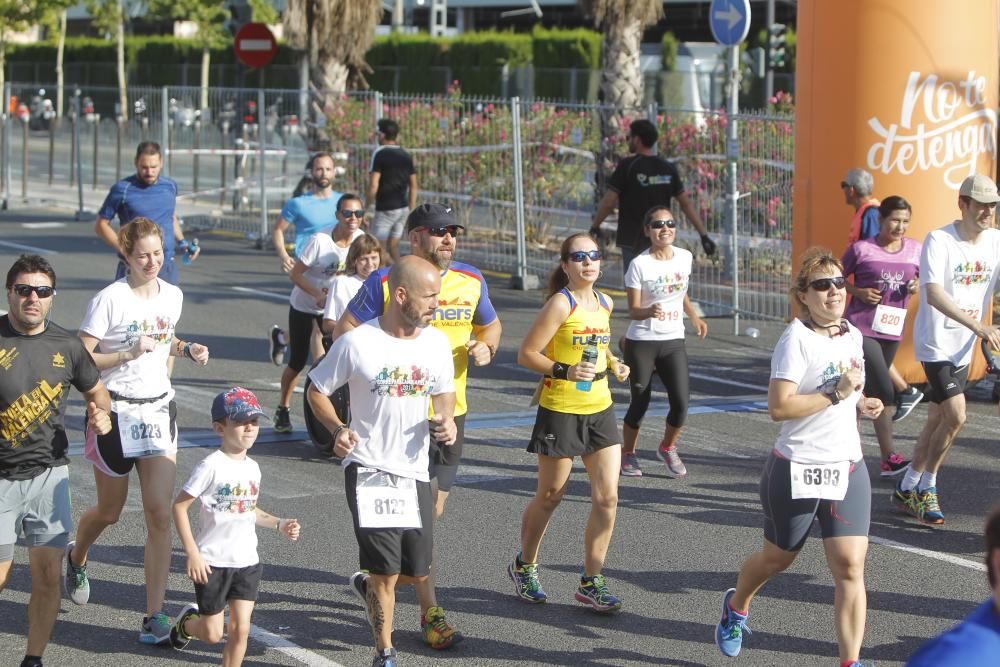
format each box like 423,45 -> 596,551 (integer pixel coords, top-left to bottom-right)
234,23 -> 277,69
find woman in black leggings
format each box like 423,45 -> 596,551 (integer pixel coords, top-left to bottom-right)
620,206 -> 707,478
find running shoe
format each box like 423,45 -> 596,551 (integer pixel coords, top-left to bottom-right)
273,406 -> 293,434
169,603 -> 200,650
421,605 -> 463,650
372,647 -> 397,667
63,541 -> 89,605
891,482 -> 921,517
879,453 -> 910,478
620,452 -> 643,477
269,325 -> 287,366
893,386 -> 924,422
715,587 -> 752,657
657,443 -> 688,477
139,611 -> 173,645
575,574 -> 622,614
917,486 -> 945,525
508,554 -> 546,603
349,571 -> 372,628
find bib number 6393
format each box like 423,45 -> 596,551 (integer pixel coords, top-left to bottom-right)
789,460 -> 850,500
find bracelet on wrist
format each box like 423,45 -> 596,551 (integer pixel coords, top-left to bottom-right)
551,362 -> 570,380
276,518 -> 283,533
175,339 -> 184,356
332,424 -> 347,441
183,342 -> 195,360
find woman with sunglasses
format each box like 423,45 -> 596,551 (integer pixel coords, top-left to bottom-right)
620,206 -> 708,478
715,248 -> 882,666
841,196 -> 921,479
273,193 -> 365,434
509,233 -> 630,613
70,217 -> 210,644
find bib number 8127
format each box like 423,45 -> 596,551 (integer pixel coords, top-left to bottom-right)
374,498 -> 406,515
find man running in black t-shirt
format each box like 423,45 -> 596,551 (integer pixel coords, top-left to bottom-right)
0,254 -> 112,667
367,118 -> 418,264
590,119 -> 716,276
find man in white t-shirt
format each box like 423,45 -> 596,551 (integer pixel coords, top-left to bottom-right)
306,256 -> 456,667
893,174 -> 1000,526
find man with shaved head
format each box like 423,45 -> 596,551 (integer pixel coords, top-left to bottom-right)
307,255 -> 456,667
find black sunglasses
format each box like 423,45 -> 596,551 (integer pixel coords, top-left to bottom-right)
12,284 -> 56,298
567,250 -> 602,262
807,276 -> 846,291
416,225 -> 462,237
646,219 -> 676,229
339,209 -> 365,219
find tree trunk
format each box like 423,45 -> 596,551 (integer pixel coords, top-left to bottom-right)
200,46 -> 210,112
596,14 -> 644,196
117,1 -> 127,122
56,10 -> 67,118
0,34 -> 6,100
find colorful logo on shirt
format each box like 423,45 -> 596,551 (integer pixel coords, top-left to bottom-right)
815,357 -> 864,395
877,268 -> 906,296
571,326 -> 611,347
0,379 -> 64,447
648,272 -> 688,297
637,174 -> 673,187
51,352 -> 65,369
953,261 -> 993,286
370,365 -> 437,397
432,297 -> 474,325
124,316 -> 174,347
0,347 -> 18,370
212,479 -> 259,514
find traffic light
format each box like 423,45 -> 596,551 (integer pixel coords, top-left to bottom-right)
768,23 -> 787,69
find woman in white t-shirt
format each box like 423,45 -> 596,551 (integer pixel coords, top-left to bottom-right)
714,248 -> 883,666
273,193 -> 364,434
620,206 -> 708,478
69,218 -> 210,644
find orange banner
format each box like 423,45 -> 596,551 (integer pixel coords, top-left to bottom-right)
792,0 -> 999,382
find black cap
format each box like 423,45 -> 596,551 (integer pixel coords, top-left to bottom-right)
406,203 -> 464,232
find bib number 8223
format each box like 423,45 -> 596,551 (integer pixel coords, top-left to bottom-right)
130,422 -> 162,440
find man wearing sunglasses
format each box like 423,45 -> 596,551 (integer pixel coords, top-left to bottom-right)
1,255 -> 113,667
590,119 -> 717,276
896,174 -> 1000,527
333,202 -> 501,651
367,118 -> 418,265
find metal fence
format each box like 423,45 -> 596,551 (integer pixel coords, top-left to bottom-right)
0,81 -> 794,323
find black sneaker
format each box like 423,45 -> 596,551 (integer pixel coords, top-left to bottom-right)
269,325 -> 287,366
273,406 -> 293,434
349,571 -> 372,628
372,647 -> 397,667
169,603 -> 200,650
893,386 -> 924,422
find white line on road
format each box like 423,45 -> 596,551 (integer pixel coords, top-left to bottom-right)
0,240 -> 57,254
21,222 -> 66,229
233,285 -> 290,301
249,624 -> 347,667
870,535 -> 987,572
689,371 -> 769,392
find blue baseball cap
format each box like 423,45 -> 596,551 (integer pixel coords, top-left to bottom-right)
211,387 -> 268,423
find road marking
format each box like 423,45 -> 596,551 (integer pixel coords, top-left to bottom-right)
249,624 -> 347,667
0,240 -> 57,254
870,535 -> 987,572
233,285 -> 289,301
21,222 -> 66,229
689,371 -> 769,392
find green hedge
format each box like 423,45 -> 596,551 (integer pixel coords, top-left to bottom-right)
366,33 -> 447,93
450,31 -> 532,96
530,26 -> 601,100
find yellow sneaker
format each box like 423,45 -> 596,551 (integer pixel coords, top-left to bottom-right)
421,605 -> 462,650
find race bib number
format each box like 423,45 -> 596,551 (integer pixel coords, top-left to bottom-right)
945,302 -> 982,329
871,304 -> 906,336
789,460 -> 850,501
115,397 -> 172,458
355,468 -> 422,529
651,302 -> 682,333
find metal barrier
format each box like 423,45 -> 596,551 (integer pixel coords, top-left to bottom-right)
0,81 -> 794,322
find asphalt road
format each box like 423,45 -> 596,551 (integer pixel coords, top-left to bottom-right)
0,207 -> 996,667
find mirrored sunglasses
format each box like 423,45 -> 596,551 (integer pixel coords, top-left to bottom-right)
567,250 -> 602,262
808,276 -> 846,291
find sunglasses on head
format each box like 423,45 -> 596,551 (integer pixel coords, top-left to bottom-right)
807,276 -> 846,291
416,225 -> 462,237
12,284 -> 56,298
339,209 -> 365,219
567,250 -> 602,262
646,218 -> 676,229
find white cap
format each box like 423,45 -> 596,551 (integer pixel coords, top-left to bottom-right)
959,174 -> 1000,203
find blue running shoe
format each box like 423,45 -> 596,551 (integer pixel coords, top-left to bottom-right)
917,486 -> 945,526
508,554 -> 546,603
715,588 -> 751,657
575,574 -> 622,613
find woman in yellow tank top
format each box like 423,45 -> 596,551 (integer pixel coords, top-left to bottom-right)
507,233 -> 630,614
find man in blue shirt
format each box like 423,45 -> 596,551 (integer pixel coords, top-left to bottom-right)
907,507 -> 1000,666
95,141 -> 195,286
271,152 -> 343,272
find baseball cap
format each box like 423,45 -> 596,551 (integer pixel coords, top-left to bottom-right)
212,387 -> 268,423
406,203 -> 464,232
959,174 -> 1000,203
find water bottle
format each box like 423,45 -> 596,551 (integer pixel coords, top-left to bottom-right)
576,335 -> 599,392
181,238 -> 199,265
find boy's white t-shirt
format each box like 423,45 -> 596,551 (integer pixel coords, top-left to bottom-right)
289,231 -> 364,315
323,274 -> 366,322
770,319 -> 865,464
913,224 -> 1000,366
624,247 -> 692,341
308,320 -> 455,481
182,449 -> 262,568
79,278 -> 182,399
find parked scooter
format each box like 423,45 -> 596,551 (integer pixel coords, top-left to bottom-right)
28,89 -> 55,131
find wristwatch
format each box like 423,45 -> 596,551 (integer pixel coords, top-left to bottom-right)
823,384 -> 841,405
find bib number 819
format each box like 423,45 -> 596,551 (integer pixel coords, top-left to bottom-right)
803,467 -> 840,486
130,422 -> 162,440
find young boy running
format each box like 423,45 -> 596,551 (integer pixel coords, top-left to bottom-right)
170,387 -> 301,664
